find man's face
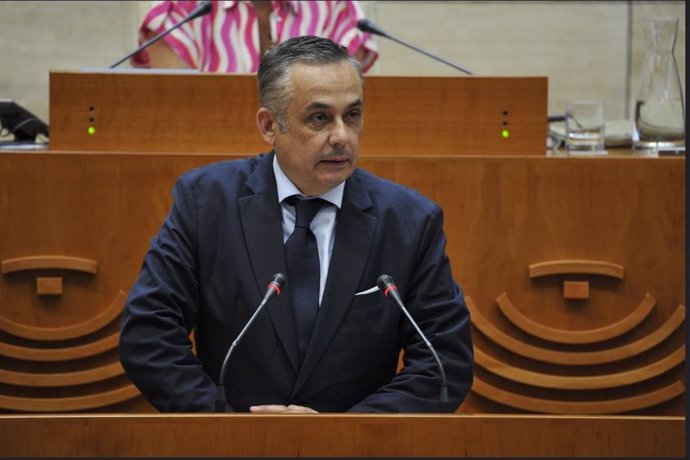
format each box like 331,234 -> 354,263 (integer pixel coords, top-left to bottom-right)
259,61 -> 363,196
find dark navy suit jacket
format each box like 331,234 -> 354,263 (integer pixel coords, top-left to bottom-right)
119,152 -> 473,412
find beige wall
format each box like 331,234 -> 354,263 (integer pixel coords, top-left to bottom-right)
364,1 -> 685,120
0,1 -> 685,124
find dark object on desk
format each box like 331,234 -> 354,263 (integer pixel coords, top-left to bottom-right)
0,99 -> 50,142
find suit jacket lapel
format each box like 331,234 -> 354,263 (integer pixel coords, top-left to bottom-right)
239,153 -> 300,372
292,171 -> 377,396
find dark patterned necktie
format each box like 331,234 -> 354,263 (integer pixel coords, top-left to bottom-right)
284,196 -> 325,364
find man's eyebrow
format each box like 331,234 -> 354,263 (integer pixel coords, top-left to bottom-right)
305,102 -> 330,111
304,99 -> 363,111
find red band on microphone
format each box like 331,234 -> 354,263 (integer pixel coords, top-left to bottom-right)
269,282 -> 281,295
384,285 -> 396,297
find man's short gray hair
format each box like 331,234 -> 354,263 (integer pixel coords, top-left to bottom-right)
257,36 -> 363,131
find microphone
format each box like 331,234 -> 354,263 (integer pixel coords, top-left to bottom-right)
109,0 -> 213,68
377,274 -> 450,411
357,18 -> 473,75
215,273 -> 287,412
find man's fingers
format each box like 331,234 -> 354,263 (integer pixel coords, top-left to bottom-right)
249,404 -> 288,413
286,404 -> 318,413
249,404 -> 318,414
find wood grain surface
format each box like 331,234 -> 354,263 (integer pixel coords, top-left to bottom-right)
0,152 -> 684,415
0,414 -> 684,457
49,71 -> 547,155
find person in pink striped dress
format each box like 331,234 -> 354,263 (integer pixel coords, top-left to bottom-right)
131,0 -> 379,73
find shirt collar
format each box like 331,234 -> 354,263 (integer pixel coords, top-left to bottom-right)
273,154 -> 343,208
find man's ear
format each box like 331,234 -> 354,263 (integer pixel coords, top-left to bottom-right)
256,108 -> 276,146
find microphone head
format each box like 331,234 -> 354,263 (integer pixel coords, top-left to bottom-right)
272,273 -> 288,289
189,0 -> 213,20
356,18 -> 388,37
377,274 -> 395,291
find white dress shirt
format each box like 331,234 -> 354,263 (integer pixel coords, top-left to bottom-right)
273,155 -> 343,304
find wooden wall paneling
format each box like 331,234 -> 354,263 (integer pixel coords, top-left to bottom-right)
49,72 -> 261,154
358,155 -> 685,415
0,290 -> 126,341
466,297 -> 685,366
562,280 -> 590,299
0,152 -> 684,415
423,156 -> 685,415
471,378 -> 686,415
0,386 -> 142,412
48,71 -> 547,155
0,361 -> 125,386
528,259 -> 624,278
361,76 -> 547,155
1,255 -> 98,274
0,332 -> 120,361
0,152 -> 198,412
473,346 -> 685,390
495,291 -> 656,344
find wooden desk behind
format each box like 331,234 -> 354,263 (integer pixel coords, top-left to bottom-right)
0,414 -> 684,457
0,152 -> 684,415
49,71 -> 547,155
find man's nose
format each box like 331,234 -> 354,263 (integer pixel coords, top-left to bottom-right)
328,118 -> 349,147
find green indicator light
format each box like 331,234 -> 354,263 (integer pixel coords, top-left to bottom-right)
501,129 -> 510,138
87,126 -> 96,135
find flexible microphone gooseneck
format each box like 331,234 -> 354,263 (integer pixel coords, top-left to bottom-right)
377,274 -> 449,411
110,0 -> 213,68
357,18 -> 473,75
215,273 -> 287,412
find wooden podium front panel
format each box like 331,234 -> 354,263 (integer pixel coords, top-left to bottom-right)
0,153 -> 684,415
49,71 -> 547,155
49,72 -> 261,154
364,156 -> 685,416
0,414 -> 684,457
363,76 -> 547,155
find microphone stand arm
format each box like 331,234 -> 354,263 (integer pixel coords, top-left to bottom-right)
110,1 -> 211,68
383,34 -> 473,76
215,296 -> 270,412
398,302 -> 450,411
110,26 -> 182,69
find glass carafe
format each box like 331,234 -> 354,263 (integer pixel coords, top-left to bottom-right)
633,17 -> 685,155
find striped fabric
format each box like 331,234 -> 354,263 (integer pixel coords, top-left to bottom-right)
131,0 -> 379,72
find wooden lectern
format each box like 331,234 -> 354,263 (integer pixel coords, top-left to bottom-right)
0,153 -> 684,416
0,67 -> 684,459
49,70 -> 548,155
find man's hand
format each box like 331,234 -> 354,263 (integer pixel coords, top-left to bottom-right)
249,404 -> 318,414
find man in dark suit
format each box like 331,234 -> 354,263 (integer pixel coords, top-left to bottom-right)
119,36 -> 473,413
